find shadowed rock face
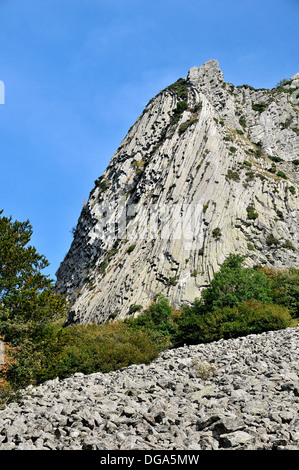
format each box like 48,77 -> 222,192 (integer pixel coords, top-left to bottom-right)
55,60 -> 299,324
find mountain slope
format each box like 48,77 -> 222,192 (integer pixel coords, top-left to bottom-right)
55,60 -> 299,324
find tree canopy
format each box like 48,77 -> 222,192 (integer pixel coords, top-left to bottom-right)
0,210 -> 67,344
201,253 -> 272,311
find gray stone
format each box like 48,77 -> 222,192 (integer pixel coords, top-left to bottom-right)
0,327 -> 298,450
219,431 -> 255,448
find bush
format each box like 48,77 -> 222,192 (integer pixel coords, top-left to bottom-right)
178,118 -> 198,135
170,101 -> 189,126
259,267 -> 299,318
212,227 -> 222,240
252,102 -> 268,113
0,333 -> 19,405
126,294 -> 177,350
174,300 -> 292,346
246,205 -> 258,220
201,254 -> 272,311
56,322 -> 159,378
167,78 -> 188,101
5,321 -> 71,389
276,171 -> 287,179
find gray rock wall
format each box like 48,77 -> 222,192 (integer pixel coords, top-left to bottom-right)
55,60 -> 299,324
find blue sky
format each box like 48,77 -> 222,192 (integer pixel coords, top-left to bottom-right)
0,0 -> 298,281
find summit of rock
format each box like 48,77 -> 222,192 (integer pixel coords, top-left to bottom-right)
55,60 -> 299,324
187,59 -> 224,87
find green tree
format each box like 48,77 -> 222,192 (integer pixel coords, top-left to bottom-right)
126,294 -> 177,349
0,210 -> 67,389
201,254 -> 272,311
259,267 -> 299,318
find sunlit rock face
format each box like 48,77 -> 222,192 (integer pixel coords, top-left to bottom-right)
55,60 -> 299,324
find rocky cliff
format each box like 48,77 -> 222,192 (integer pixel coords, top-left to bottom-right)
55,60 -> 299,324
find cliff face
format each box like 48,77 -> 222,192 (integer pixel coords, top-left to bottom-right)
55,60 -> 299,324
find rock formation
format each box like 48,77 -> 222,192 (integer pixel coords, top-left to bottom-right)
55,60 -> 299,324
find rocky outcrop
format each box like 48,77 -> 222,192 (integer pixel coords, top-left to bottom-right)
0,327 -> 298,450
55,60 -> 299,324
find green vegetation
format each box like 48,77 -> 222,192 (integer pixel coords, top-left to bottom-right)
269,155 -> 284,163
174,300 -> 291,346
200,254 -> 272,311
276,171 -> 287,179
266,234 -> 280,246
0,210 -> 68,398
239,116 -> 246,128
226,169 -> 240,182
167,78 -> 188,101
126,294 -> 177,350
252,102 -> 269,113
246,205 -> 258,220
95,176 -> 109,192
178,118 -> 198,135
212,227 -> 222,240
0,211 -> 297,405
127,244 -> 136,253
129,304 -> 143,314
170,101 -> 189,126
55,322 -> 160,377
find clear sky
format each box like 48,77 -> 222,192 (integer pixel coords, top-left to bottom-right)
0,0 -> 298,281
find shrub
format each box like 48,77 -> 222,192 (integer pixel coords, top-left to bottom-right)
129,304 -> 143,314
178,118 -> 198,135
252,102 -> 268,113
212,300 -> 292,339
266,234 -> 279,246
283,240 -> 296,251
126,294 -> 177,350
276,171 -> 287,179
56,322 -> 159,378
246,205 -> 258,220
174,299 -> 292,346
212,227 -> 222,240
239,116 -> 246,128
0,333 -> 19,404
259,267 -> 299,318
201,254 -> 272,311
95,176 -> 109,192
269,156 -> 284,163
167,78 -> 188,101
226,170 -> 240,182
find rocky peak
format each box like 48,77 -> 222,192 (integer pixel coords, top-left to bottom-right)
187,59 -> 224,96
55,60 -> 299,325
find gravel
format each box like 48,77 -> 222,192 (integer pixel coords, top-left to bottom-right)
0,327 -> 298,450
